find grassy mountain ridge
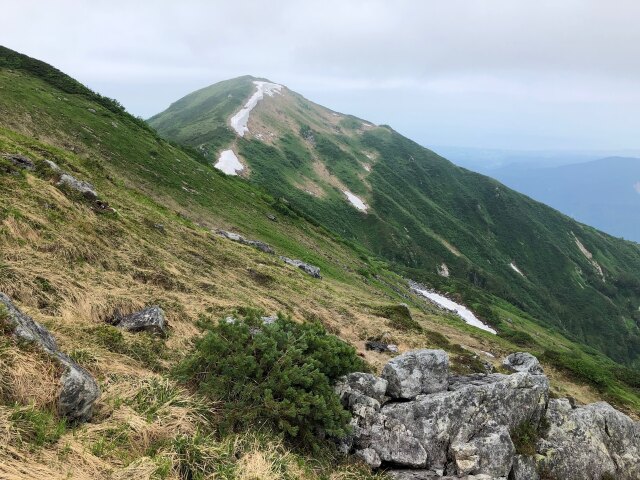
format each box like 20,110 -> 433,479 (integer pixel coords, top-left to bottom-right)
0,46 -> 639,478
149,76 -> 640,366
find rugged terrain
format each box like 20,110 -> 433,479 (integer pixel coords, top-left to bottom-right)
0,46 -> 638,479
150,76 -> 640,369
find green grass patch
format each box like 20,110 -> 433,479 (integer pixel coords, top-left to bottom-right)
10,405 -> 66,449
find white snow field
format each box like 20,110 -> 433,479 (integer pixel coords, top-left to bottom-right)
215,150 -> 244,175
509,262 -> 525,277
230,80 -> 282,136
343,190 -> 367,211
413,286 -> 497,334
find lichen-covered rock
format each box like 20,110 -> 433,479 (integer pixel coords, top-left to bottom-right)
355,448 -> 381,468
280,256 -> 321,278
537,399 -> 640,480
217,230 -> 275,254
509,455 -> 538,480
0,293 -> 100,423
57,173 -> 98,200
377,372 -> 547,472
57,357 -> 101,422
341,351 -> 639,479
502,352 -> 543,375
451,423 -> 514,477
0,292 -> 59,353
335,372 -> 388,406
2,153 -> 35,170
382,349 -> 449,399
116,305 -> 167,336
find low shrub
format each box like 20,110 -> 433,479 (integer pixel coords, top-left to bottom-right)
375,304 -> 422,332
174,312 -> 366,448
499,329 -> 538,348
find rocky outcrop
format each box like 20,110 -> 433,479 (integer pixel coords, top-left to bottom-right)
382,349 -> 449,398
502,352 -> 543,375
338,349 -> 639,479
0,293 -> 100,423
537,399 -> 640,480
114,305 -> 167,336
2,153 -> 35,170
57,173 -> 98,200
217,230 -> 275,254
280,256 -> 321,278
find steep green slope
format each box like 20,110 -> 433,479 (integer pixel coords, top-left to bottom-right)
150,76 -> 640,366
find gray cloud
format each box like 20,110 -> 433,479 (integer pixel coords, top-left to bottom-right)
2,0 -> 640,150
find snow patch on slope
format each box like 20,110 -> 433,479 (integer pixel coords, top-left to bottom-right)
215,150 -> 244,175
343,191 -> 367,211
230,80 -> 282,137
412,285 -> 496,334
509,262 -> 525,277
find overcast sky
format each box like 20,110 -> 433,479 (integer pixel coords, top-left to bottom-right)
3,0 -> 640,152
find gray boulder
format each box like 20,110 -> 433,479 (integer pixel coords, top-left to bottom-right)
502,352 -> 543,375
280,256 -> 321,278
508,455 -> 538,480
3,153 -> 35,170
537,399 -> 640,480
355,448 -> 381,468
217,230 -> 274,254
451,423 -> 514,477
57,173 -> 98,200
335,372 -> 388,406
115,306 -> 167,336
0,293 -> 100,423
57,357 -> 101,422
376,372 -> 548,472
382,349 -> 449,399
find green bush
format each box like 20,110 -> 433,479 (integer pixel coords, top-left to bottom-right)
174,313 -> 366,447
375,304 -> 422,332
499,329 -> 538,348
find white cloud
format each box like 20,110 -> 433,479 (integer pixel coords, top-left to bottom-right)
2,0 -> 640,150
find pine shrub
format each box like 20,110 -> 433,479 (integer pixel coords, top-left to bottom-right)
174,312 -> 366,447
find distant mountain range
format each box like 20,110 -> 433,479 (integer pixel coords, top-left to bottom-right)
486,157 -> 640,243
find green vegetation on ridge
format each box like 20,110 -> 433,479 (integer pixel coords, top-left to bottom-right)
150,76 -> 640,368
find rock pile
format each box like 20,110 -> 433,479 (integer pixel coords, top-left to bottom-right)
336,349 -> 640,480
280,256 -> 321,278
0,293 -> 100,423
